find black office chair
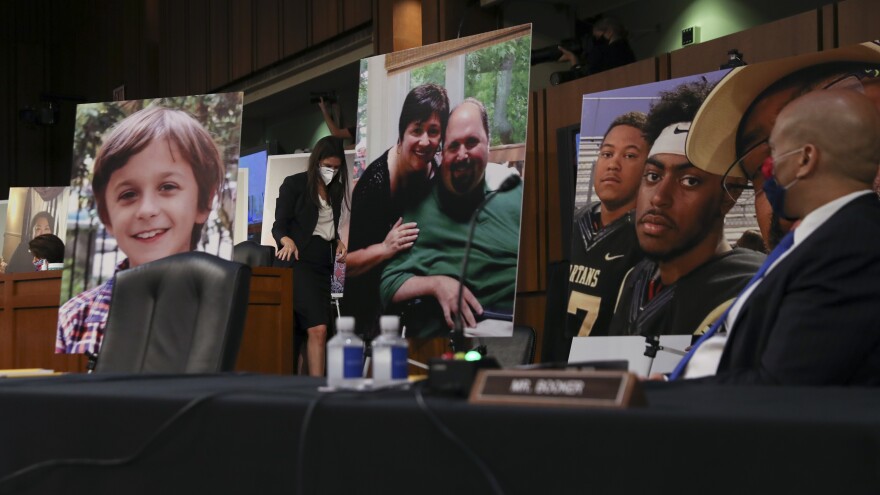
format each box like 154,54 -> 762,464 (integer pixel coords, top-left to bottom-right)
95,251 -> 252,373
233,240 -> 276,267
475,325 -> 537,368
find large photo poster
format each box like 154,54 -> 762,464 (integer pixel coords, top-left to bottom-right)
574,70 -> 756,243
1,187 -> 69,273
566,71 -> 735,341
57,93 -> 244,354
342,25 -> 532,339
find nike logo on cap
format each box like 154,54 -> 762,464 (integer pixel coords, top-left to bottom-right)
605,253 -> 625,261
673,125 -> 689,134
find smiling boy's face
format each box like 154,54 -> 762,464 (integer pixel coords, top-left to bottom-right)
103,138 -> 210,267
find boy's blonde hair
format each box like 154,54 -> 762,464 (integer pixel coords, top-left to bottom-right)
92,105 -> 224,249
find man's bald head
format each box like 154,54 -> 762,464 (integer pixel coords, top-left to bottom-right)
772,89 -> 880,185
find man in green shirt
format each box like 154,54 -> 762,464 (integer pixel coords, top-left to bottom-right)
380,98 -> 523,337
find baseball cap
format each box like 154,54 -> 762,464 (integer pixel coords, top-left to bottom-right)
686,41 -> 880,177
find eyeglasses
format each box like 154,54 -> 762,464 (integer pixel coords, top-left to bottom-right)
821,68 -> 880,92
724,139 -> 768,184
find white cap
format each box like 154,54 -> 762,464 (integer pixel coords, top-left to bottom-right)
336,316 -> 355,332
380,315 -> 400,333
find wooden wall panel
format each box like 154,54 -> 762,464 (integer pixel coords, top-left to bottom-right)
45,0 -> 81,187
15,42 -> 46,186
822,3 -> 836,50
392,0 -> 422,52
0,0 -> 14,194
516,91 -> 543,293
186,0 -> 209,96
281,0 -> 309,57
208,0 -> 230,90
310,0 -> 339,46
230,0 -> 254,81
420,0 -> 440,46
670,10 -> 820,78
101,0 -> 125,99
235,267 -> 294,375
141,0 -> 160,98
255,0 -> 281,71
342,0 -> 371,31
0,272 -> 87,373
161,0 -> 187,97
121,0 -> 143,99
373,0 -> 394,55
837,0 -> 880,47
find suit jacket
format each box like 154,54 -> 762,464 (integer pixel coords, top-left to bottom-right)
710,193 -> 880,385
271,172 -> 342,251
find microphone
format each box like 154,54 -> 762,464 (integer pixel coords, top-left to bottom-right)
450,174 -> 522,352
495,174 -> 522,193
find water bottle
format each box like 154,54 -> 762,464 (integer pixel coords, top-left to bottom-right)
326,316 -> 364,389
371,315 -> 409,387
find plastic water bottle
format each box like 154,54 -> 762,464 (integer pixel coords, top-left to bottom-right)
371,315 -> 409,387
326,316 -> 364,389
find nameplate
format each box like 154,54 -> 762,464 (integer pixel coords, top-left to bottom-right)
468,369 -> 646,408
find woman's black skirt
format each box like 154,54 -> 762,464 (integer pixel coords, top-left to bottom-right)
291,236 -> 333,330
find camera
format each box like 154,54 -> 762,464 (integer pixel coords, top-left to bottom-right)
720,49 -> 746,70
530,38 -> 583,66
550,64 -> 591,86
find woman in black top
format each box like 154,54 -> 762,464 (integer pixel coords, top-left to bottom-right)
343,84 -> 450,339
273,136 -> 349,376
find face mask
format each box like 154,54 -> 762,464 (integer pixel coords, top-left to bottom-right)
760,149 -> 802,221
320,166 -> 338,185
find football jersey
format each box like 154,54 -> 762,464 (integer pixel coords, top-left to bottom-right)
565,202 -> 643,338
608,248 -> 765,337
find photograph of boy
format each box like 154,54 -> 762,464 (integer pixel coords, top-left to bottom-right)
56,94 -> 243,355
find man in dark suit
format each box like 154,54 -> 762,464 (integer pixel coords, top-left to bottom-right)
678,89 -> 880,385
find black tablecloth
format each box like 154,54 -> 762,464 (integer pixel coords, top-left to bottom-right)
0,374 -> 878,494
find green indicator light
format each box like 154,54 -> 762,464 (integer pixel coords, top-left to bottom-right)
464,350 -> 482,362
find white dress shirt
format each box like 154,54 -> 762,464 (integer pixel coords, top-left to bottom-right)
312,195 -> 336,241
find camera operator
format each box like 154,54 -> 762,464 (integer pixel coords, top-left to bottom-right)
553,16 -> 635,85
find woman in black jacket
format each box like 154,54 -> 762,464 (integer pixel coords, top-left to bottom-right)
273,136 -> 349,376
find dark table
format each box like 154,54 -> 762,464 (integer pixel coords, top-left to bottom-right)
0,374 -> 878,494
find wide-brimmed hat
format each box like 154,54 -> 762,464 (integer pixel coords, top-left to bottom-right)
686,41 -> 880,177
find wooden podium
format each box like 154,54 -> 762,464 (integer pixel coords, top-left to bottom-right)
0,267 -> 295,374
0,271 -> 88,372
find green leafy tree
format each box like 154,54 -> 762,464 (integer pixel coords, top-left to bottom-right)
410,61 -> 446,88
465,35 -> 531,146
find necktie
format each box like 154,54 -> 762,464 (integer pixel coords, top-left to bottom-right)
668,231 -> 795,380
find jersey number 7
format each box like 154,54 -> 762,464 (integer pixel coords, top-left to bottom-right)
567,292 -> 601,337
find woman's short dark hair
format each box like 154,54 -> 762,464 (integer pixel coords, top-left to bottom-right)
398,84 -> 450,144
28,234 -> 65,263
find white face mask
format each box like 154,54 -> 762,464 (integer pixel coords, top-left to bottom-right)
320,166 -> 338,185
